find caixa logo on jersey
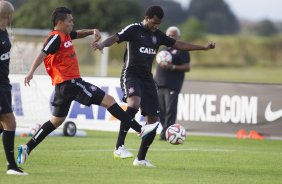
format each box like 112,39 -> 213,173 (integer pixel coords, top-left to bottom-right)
64,41 -> 73,48
139,47 -> 156,55
0,51 -> 10,61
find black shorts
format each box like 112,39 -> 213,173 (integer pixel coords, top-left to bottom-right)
120,73 -> 159,117
0,85 -> 12,115
52,78 -> 105,117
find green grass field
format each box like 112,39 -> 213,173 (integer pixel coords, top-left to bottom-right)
1,130 -> 282,184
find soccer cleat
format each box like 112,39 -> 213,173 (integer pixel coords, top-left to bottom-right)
113,145 -> 134,159
17,145 -> 29,165
6,167 -> 28,175
133,158 -> 155,167
138,122 -> 159,140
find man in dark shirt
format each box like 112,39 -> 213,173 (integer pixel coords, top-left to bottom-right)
154,26 -> 190,140
93,5 -> 215,167
0,0 -> 28,175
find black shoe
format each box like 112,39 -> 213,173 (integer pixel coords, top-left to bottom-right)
6,166 -> 28,175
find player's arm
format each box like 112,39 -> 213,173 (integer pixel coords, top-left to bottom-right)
25,34 -> 60,86
75,29 -> 101,42
92,34 -> 119,52
173,40 -> 215,51
24,51 -> 47,86
170,63 -> 190,72
160,58 -> 190,72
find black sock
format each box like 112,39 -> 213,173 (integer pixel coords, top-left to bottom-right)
137,129 -> 157,160
26,120 -> 56,154
0,128 -> 3,135
116,107 -> 138,149
2,130 -> 17,168
107,103 -> 141,133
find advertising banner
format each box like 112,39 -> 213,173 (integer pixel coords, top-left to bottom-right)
178,81 -> 282,139
9,75 -> 282,139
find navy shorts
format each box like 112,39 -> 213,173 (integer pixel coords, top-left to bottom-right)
0,85 -> 12,114
52,78 -> 105,117
120,73 -> 159,117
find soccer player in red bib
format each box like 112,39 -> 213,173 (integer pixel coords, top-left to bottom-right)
17,7 -> 158,166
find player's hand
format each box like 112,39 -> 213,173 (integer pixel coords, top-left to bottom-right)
24,73 -> 33,86
159,62 -> 173,70
204,41 -> 216,50
92,42 -> 104,53
93,29 -> 101,42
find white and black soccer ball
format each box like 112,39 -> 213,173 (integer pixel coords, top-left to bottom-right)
165,124 -> 186,145
156,50 -> 172,65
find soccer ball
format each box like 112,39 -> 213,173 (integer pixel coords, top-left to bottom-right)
165,124 -> 186,145
156,50 -> 172,65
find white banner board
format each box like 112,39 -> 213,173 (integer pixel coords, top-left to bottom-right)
10,74 -> 146,132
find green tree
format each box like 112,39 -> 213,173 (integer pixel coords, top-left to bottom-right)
140,0 -> 188,27
179,17 -> 207,41
8,0 -> 27,9
188,0 -> 239,34
13,0 -> 141,33
254,19 -> 278,36
87,0 -> 141,33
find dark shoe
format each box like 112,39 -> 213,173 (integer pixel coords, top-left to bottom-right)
7,166 -> 28,175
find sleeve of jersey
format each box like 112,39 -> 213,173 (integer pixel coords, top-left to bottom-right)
116,24 -> 136,43
42,34 -> 61,55
70,31 -> 78,40
160,31 -> 176,47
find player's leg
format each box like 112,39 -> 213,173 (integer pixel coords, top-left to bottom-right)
114,96 -> 139,158
100,94 -> 142,132
133,79 -> 160,167
115,106 -> 138,146
115,76 -> 141,149
133,115 -> 158,167
99,94 -> 158,138
165,89 -> 178,129
0,113 -> 27,175
0,89 -> 27,175
72,79 -> 158,158
73,78 -> 145,134
157,88 -> 166,140
18,84 -> 72,165
17,116 -> 66,165
0,113 -> 17,168
113,77 -> 141,158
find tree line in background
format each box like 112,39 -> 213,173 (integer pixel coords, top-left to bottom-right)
10,0 -> 280,38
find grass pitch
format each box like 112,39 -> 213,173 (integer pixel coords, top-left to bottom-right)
1,130 -> 282,184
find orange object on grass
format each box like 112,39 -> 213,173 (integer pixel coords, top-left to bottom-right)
236,129 -> 248,139
249,130 -> 264,140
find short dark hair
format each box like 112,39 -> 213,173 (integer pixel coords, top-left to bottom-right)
51,7 -> 72,27
145,5 -> 164,19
